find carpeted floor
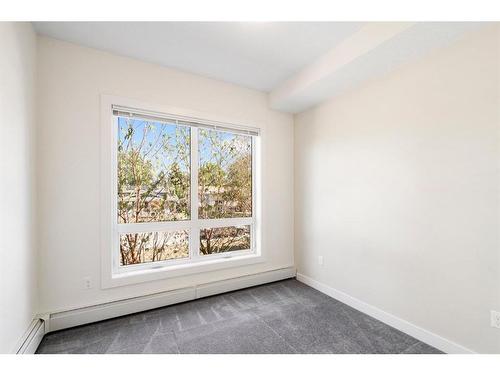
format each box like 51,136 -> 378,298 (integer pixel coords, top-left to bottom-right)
36,278 -> 442,354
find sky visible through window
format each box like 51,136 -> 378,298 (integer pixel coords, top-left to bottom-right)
117,117 -> 249,171
117,117 -> 190,173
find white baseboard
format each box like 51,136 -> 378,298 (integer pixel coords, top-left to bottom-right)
47,267 -> 296,333
296,273 -> 475,354
15,318 -> 45,354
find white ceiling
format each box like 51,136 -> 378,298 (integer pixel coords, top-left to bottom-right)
32,22 -> 482,113
270,22 -> 482,113
32,22 -> 364,92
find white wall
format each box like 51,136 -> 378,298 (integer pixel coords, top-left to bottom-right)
36,36 -> 294,313
294,25 -> 500,354
0,22 -> 38,353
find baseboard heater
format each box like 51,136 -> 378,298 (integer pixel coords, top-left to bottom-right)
46,267 -> 296,333
17,318 -> 45,354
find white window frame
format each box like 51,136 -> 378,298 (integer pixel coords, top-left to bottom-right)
100,95 -> 263,289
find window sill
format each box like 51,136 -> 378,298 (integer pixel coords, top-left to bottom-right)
101,252 -> 265,289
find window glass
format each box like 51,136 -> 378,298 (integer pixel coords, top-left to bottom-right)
117,117 -> 190,223
199,225 -> 251,255
198,129 -> 252,219
119,231 -> 189,266
113,111 -> 256,272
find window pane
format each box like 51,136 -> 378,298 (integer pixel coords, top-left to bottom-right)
199,225 -> 251,255
117,117 -> 190,223
119,231 -> 189,266
198,129 -> 252,219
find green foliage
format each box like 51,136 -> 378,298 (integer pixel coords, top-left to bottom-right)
118,119 -> 190,265
198,129 -> 252,255
118,121 -> 253,264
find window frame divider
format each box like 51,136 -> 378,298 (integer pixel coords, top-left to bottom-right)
189,126 -> 200,261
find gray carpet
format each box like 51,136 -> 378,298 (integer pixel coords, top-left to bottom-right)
36,278 -> 442,354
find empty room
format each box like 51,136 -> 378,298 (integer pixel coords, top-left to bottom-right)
1,2 -> 500,368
